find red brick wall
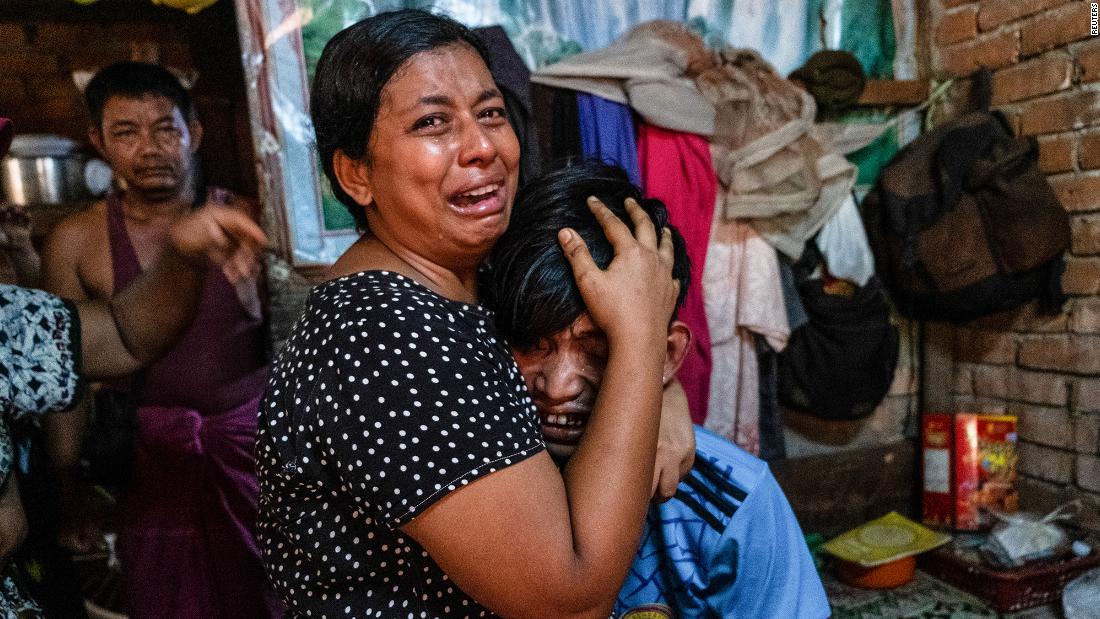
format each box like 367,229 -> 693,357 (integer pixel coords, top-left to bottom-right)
931,0 -> 1100,525
0,20 -> 194,141
0,3 -> 256,196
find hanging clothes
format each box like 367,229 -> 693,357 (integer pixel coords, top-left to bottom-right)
755,337 -> 785,462
532,83 -> 584,171
576,93 -> 641,185
532,20 -> 717,136
476,25 -> 542,186
637,124 -> 717,424
702,210 -> 790,455
815,193 -> 875,286
695,48 -> 856,260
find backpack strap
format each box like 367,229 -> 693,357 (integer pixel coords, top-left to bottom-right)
973,66 -> 993,112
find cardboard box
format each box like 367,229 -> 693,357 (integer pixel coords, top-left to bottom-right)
922,413 -> 1018,530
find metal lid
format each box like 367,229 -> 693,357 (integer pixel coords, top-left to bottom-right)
7,134 -> 79,158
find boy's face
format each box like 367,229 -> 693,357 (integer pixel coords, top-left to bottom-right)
512,312 -> 690,460
512,313 -> 607,460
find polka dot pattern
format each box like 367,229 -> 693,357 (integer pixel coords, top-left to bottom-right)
256,271 -> 544,618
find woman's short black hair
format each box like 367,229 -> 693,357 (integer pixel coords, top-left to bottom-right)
311,9 -> 492,231
484,161 -> 691,350
85,62 -> 194,129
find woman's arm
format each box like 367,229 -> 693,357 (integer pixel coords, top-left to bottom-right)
403,198 -> 680,618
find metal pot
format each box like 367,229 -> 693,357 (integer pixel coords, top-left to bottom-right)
0,134 -> 89,206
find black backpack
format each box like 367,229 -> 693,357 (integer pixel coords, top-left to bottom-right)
778,244 -> 900,421
860,70 -> 1070,322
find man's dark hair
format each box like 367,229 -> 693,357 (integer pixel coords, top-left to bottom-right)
485,161 -> 691,350
85,62 -> 194,129
311,9 -> 492,232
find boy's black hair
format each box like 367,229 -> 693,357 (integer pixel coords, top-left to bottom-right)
484,161 -> 690,350
311,9 -> 492,232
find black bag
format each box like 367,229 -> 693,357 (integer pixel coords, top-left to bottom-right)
81,377 -> 142,488
861,69 -> 1071,322
778,246 -> 900,421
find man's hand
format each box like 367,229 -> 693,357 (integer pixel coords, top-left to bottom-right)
652,379 -> 694,502
165,202 -> 267,281
0,204 -> 40,285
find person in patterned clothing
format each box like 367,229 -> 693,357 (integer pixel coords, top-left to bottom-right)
486,162 -> 831,619
0,113 -> 268,617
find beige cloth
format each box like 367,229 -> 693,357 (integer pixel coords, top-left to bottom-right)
531,21 -> 717,136
701,199 -> 790,455
697,49 -> 856,260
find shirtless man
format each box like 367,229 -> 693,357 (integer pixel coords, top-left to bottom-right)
484,162 -> 830,618
41,63 -> 277,618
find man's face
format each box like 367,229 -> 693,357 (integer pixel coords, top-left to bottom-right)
92,94 -> 199,202
512,313 -> 607,460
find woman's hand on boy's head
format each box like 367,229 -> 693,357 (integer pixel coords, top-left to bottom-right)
557,196 -> 679,348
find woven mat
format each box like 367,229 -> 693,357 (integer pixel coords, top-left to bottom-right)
825,570 -> 1000,619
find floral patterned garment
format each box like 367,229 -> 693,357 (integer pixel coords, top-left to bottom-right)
0,284 -> 81,488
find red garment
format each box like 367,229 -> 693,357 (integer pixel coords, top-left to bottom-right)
105,191 -> 278,618
638,124 -> 717,424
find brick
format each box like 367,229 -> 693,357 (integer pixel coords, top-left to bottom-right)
1073,214 -> 1100,254
1039,133 -> 1076,173
938,7 -> 979,46
973,364 -> 1012,397
0,23 -> 26,49
957,329 -> 1018,364
1081,130 -> 1100,170
952,396 -> 1009,412
1021,91 -> 1100,136
1071,298 -> 1100,333
1079,38 -> 1100,83
1053,174 -> 1100,213
1013,403 -> 1073,448
2,48 -> 61,75
953,365 -> 976,395
992,54 -> 1074,104
1078,454 -> 1100,492
1075,414 -> 1100,452
29,23 -> 103,51
972,301 -> 1070,333
1020,2 -> 1093,57
25,75 -> 81,103
0,76 -> 25,105
1010,369 -> 1071,406
1079,379 -> 1100,412
941,30 -> 1020,77
1019,334 -> 1100,374
978,0 -> 1071,31
1018,441 -> 1075,483
1063,257 -> 1100,294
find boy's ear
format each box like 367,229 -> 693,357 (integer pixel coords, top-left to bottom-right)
662,320 -> 691,386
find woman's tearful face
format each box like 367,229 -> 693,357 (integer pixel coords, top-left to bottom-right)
360,43 -> 520,266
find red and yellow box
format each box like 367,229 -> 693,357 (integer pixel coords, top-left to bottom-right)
922,413 -> 1018,530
